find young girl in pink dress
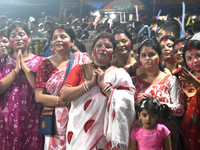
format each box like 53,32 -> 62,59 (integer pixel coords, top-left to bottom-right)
130,98 -> 172,150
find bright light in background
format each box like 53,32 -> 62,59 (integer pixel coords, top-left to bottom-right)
91,10 -> 100,16
110,14 -> 116,19
191,15 -> 197,19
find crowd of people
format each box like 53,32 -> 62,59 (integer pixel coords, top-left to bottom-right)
0,12 -> 200,150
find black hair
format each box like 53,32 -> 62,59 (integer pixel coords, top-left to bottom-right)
135,98 -> 170,120
138,38 -> 164,71
44,21 -> 54,28
173,37 -> 188,49
159,21 -> 181,39
132,35 -> 148,46
91,32 -> 116,51
113,28 -> 132,44
73,39 -> 86,53
183,40 -> 200,70
192,21 -> 200,33
31,20 -> 38,27
7,21 -> 31,38
0,29 -> 7,37
50,24 -> 76,42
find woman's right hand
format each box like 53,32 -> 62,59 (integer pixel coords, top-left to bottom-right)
15,50 -> 22,73
136,93 -> 149,105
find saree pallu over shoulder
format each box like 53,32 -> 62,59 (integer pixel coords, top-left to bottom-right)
104,68 -> 136,149
66,68 -> 135,150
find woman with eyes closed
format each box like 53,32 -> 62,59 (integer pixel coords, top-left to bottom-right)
0,21 -> 45,150
132,38 -> 184,150
34,24 -> 91,150
178,40 -> 200,150
111,28 -> 142,77
159,35 -> 177,75
59,32 -> 135,150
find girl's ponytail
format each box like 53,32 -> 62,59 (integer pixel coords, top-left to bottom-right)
160,104 -> 170,119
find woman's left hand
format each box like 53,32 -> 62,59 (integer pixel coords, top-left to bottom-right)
179,67 -> 197,85
94,68 -> 106,88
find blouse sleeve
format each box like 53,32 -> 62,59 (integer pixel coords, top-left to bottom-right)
63,64 -> 82,87
130,129 -> 137,140
35,59 -> 53,90
164,76 -> 185,116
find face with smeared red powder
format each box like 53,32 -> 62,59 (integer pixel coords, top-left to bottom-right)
173,42 -> 184,65
185,48 -> 200,72
9,27 -> 29,51
0,36 -> 10,56
93,38 -> 113,62
51,28 -> 74,52
114,33 -> 131,55
139,46 -> 160,69
160,38 -> 174,60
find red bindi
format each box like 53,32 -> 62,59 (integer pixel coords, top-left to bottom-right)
14,28 -> 20,32
162,36 -> 168,42
117,31 -> 121,35
57,28 -> 63,33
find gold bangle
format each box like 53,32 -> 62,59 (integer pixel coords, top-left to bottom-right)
57,97 -> 60,105
25,68 -> 31,74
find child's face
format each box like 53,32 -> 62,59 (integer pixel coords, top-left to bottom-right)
139,109 -> 158,130
185,48 -> 200,72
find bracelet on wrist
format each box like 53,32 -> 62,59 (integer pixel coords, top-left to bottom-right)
12,69 -> 19,76
82,81 -> 89,92
25,68 -> 31,74
102,83 -> 111,94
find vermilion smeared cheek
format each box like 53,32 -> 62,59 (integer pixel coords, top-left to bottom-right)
93,48 -> 98,58
187,62 -> 193,70
140,61 -> 144,66
10,39 -> 15,48
22,37 -> 28,46
128,43 -> 131,50
0,36 -> 3,40
63,41 -> 69,49
155,58 -> 159,64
